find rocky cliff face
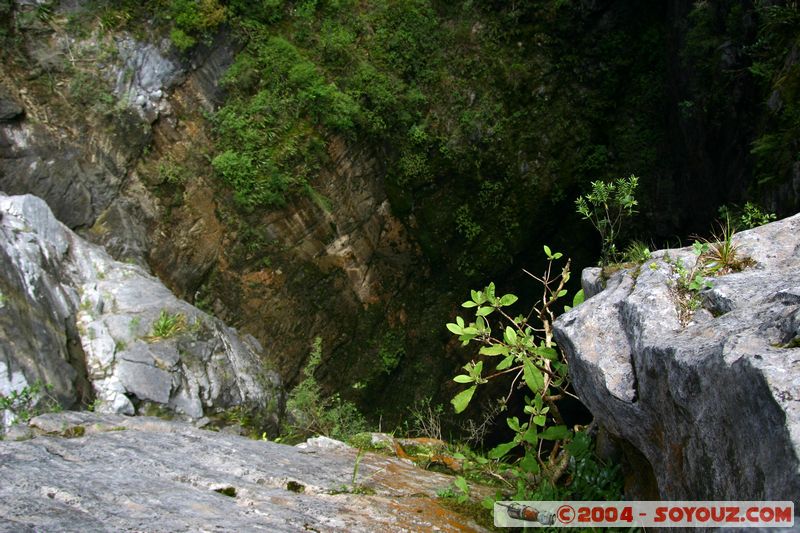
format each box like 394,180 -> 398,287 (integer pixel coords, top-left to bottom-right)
554,214 -> 800,500
0,1 -> 432,416
0,194 -> 283,430
0,411 -> 488,532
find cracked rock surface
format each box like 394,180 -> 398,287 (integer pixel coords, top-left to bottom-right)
0,411 -> 487,532
554,213 -> 800,501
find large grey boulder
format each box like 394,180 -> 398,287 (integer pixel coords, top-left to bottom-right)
554,213 -> 800,501
0,411 -> 487,532
0,194 -> 282,430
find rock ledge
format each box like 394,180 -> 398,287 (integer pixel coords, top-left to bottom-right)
555,213 -> 800,501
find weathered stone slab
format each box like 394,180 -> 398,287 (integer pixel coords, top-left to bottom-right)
0,412 -> 487,532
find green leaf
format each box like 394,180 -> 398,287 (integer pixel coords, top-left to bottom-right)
446,323 -> 462,335
486,283 -> 496,300
454,475 -> 469,495
533,345 -> 558,360
522,425 -> 538,445
476,306 -> 494,317
470,290 -> 482,304
572,289 -> 585,307
496,353 -> 515,370
461,301 -> 477,308
481,497 -> 495,510
499,294 -> 518,306
552,252 -> 563,259
456,316 -> 465,327
506,416 -> 521,432
519,451 -> 540,474
533,414 -> 547,426
479,345 -> 507,356
557,289 -> 568,297
523,359 -> 544,393
451,386 -> 476,414
453,375 -> 473,384
543,245 -> 553,258
504,326 -> 517,344
565,431 -> 591,457
539,425 -> 571,440
488,441 -> 517,459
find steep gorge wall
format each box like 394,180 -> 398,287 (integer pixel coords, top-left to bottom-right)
2,0 -> 798,426
0,1 -> 448,422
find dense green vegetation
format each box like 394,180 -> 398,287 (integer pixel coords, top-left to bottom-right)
1,0 -> 796,282
143,0 -> 797,280
144,0 -> 678,280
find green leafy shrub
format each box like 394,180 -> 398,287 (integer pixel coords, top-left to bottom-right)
739,202 -> 777,229
530,430 -> 623,501
0,381 -> 61,430
444,249 -> 624,510
284,338 -> 368,442
346,62 -> 403,136
369,0 -> 440,82
318,20 -> 356,66
211,150 -> 289,209
377,331 -> 405,374
575,175 -> 639,268
158,157 -> 192,185
163,0 -> 226,50
169,28 -> 196,51
227,0 -> 285,24
719,202 -> 777,230
210,35 -> 355,208
446,246 -> 582,485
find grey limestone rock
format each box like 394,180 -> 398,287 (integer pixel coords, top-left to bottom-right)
114,36 -> 183,123
554,213 -> 800,501
0,411 -> 488,532
0,194 -> 282,431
